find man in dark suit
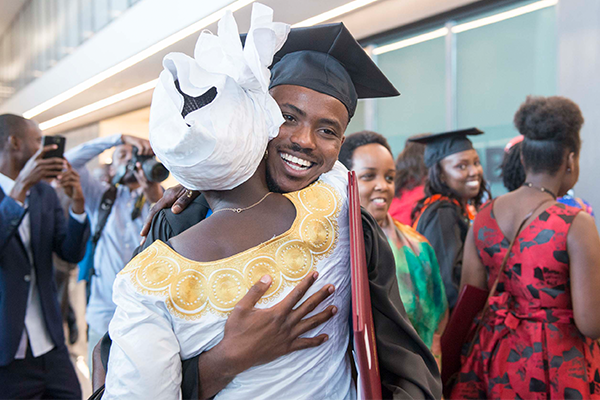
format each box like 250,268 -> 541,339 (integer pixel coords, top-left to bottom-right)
0,114 -> 90,399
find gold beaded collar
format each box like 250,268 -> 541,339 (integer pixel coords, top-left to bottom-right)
120,180 -> 342,320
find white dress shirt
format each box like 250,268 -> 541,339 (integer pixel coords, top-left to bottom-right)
0,172 -> 86,359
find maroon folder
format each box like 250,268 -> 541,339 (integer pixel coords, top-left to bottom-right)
348,171 -> 382,400
441,284 -> 488,398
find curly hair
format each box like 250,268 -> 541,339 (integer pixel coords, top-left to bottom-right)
338,130 -> 393,170
500,141 -> 526,192
411,161 -> 491,223
394,137 -> 428,196
514,96 -> 583,174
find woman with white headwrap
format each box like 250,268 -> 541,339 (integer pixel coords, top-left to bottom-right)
103,4 -> 354,399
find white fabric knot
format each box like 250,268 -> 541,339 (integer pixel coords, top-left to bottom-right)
149,3 -> 290,191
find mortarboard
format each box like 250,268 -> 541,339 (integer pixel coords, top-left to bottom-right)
409,128 -> 483,168
242,23 -> 399,118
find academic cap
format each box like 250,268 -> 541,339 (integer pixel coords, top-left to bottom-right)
241,23 -> 399,118
409,128 -> 483,168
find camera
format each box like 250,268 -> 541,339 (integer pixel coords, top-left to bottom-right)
112,146 -> 169,185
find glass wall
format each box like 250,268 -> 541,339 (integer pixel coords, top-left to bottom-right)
455,5 -> 556,195
346,99 -> 366,135
0,0 -> 143,105
376,35 -> 447,151
355,0 -> 557,196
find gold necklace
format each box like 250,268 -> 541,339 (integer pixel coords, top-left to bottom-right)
211,192 -> 272,215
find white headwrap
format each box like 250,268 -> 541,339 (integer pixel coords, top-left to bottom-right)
149,3 -> 290,190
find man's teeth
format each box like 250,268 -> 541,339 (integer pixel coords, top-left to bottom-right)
372,198 -> 386,204
280,153 -> 312,170
287,163 -> 307,171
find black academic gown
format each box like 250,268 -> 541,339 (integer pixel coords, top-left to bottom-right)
104,194 -> 441,399
414,199 -> 469,311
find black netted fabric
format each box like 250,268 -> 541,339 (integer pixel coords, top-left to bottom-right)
174,80 -> 218,119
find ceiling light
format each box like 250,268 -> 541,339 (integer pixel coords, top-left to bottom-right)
370,0 -> 557,55
33,0 -> 381,130
24,0 -> 256,119
372,28 -> 449,55
452,0 -> 558,33
292,0 -> 379,28
0,85 -> 15,96
39,79 -> 158,131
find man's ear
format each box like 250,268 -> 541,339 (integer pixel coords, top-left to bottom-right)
8,135 -> 20,151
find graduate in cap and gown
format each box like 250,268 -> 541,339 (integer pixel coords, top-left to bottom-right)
410,129 -> 490,311
100,4 -> 441,400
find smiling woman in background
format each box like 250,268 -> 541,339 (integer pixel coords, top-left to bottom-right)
339,131 -> 447,354
410,129 -> 490,311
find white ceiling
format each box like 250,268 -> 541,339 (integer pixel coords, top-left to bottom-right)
1,0 -> 479,134
0,0 -> 27,37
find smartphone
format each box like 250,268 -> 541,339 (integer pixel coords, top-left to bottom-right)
42,135 -> 66,159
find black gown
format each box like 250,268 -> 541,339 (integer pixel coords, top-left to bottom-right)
99,194 -> 442,400
414,198 -> 470,311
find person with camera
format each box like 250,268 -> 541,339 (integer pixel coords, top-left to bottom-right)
64,133 -> 165,368
0,114 -> 90,398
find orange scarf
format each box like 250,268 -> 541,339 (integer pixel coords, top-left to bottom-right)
412,194 -> 476,229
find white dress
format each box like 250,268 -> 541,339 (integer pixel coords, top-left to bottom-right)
104,162 -> 355,400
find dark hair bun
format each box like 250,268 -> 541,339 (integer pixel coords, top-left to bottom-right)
514,95 -> 583,141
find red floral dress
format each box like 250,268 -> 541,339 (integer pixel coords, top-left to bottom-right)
451,201 -> 600,399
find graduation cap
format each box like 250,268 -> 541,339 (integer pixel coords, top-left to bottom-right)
409,128 -> 484,168
242,23 -> 399,118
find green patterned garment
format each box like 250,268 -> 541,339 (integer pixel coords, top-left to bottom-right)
387,219 -> 448,348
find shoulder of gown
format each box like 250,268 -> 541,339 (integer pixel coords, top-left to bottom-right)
132,194 -> 210,257
416,199 -> 465,230
415,199 -> 467,310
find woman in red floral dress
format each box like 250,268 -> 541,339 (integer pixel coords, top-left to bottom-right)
452,96 -> 600,399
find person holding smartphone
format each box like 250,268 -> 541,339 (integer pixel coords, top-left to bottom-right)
0,114 -> 90,399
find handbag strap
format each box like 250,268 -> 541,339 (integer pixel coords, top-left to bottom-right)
466,199 -> 552,355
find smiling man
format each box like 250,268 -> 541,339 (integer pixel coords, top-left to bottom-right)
94,22 -> 442,400
265,84 -> 347,194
